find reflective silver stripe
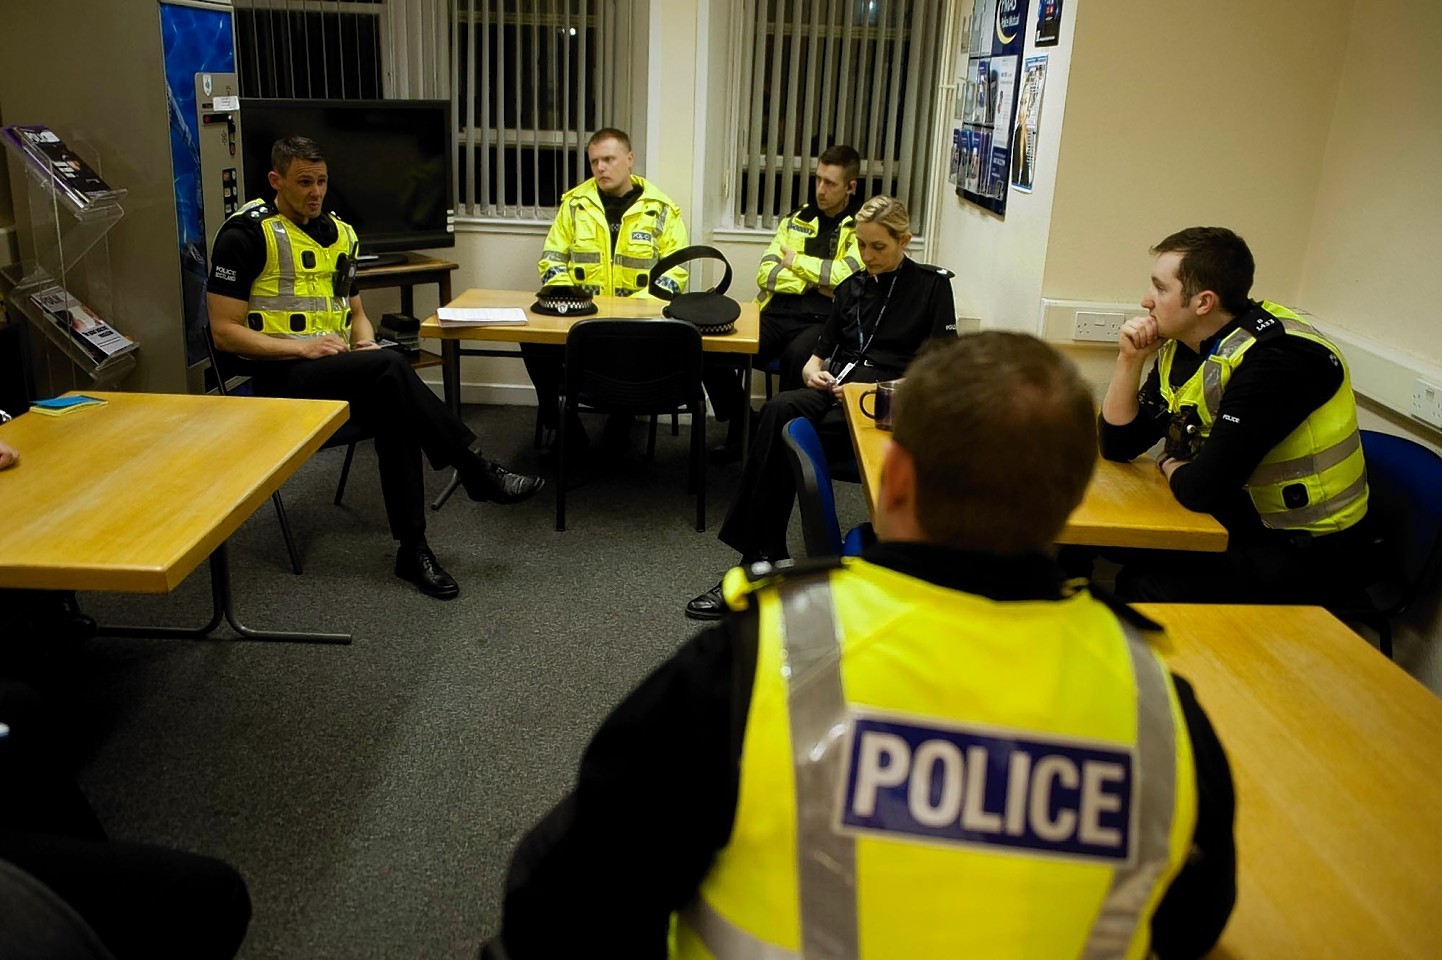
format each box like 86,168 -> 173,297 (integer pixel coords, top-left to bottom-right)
266,220 -> 297,296
819,259 -> 833,287
1201,359 -> 1225,416
679,897 -> 799,960
540,249 -> 570,263
1213,328 -> 1253,360
1081,621 -> 1179,960
616,254 -> 657,270
1247,429 -> 1362,485
249,295 -> 347,314
1258,470 -> 1368,529
656,205 -> 669,234
764,261 -> 787,291
842,256 -> 862,275
778,577 -> 858,960
759,254 -> 782,266
568,251 -> 603,264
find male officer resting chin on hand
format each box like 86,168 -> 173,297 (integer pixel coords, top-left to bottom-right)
480,332 -> 1235,960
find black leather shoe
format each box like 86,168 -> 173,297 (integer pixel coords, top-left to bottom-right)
685,579 -> 726,620
395,543 -> 460,600
464,460 -> 545,505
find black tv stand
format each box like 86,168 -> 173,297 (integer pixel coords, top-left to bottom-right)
357,252 -> 411,269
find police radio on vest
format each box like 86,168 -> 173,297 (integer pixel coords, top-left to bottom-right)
841,715 -> 1135,863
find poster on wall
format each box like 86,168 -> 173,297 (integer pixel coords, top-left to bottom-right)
956,0 -> 1031,217
1010,55 -> 1048,193
1036,0 -> 1063,46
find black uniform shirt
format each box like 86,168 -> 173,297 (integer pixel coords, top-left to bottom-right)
812,257 -> 954,380
1098,302 -> 1346,537
482,542 -> 1237,960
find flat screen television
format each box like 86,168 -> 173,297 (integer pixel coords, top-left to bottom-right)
238,98 -> 454,259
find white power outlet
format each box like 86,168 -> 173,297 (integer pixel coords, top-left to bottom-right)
1073,311 -> 1125,343
1411,379 -> 1442,428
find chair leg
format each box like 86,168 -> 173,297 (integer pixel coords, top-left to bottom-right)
694,402 -> 706,531
334,442 -> 357,505
555,398 -> 569,532
671,411 -> 680,437
272,490 -> 303,575
533,405 -> 545,449
1380,621 -> 1394,660
647,414 -> 658,461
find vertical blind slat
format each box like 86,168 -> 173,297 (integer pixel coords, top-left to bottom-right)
798,0 -> 822,181
744,0 -> 766,230
760,0 -> 786,224
778,0 -> 804,218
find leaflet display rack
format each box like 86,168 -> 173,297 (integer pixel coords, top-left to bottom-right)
2,133 -> 136,386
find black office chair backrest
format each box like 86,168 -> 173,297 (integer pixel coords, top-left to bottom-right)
562,318 -> 704,411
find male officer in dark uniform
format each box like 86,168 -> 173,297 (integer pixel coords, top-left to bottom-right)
207,136 -> 543,600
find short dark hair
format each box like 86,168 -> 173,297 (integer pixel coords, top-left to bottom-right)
818,144 -> 861,185
891,332 -> 1098,554
587,128 -> 632,152
1150,226 -> 1255,316
271,136 -> 325,176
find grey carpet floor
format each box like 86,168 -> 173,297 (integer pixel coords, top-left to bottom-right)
11,403 -> 870,959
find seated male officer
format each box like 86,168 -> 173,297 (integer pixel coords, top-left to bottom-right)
208,136 -> 543,601
705,144 -> 864,461
480,333 -> 1236,960
1098,226 -> 1371,604
527,127 -> 689,453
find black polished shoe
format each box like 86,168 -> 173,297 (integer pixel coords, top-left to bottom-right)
685,579 -> 726,621
464,460 -> 545,505
394,543 -> 460,600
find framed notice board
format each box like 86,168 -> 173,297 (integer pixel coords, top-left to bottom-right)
956,0 -> 1030,217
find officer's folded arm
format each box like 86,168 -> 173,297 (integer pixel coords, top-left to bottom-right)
205,292 -> 346,360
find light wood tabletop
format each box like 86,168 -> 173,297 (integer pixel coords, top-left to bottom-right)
1136,604 -> 1442,959
840,381 -> 1228,552
418,288 -> 760,354
0,392 -> 347,594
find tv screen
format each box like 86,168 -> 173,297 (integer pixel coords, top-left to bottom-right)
238,98 -> 454,256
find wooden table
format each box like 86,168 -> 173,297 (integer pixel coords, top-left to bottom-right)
1137,604 -> 1442,958
0,391 -> 350,642
840,382 -> 1228,552
419,287 -> 761,415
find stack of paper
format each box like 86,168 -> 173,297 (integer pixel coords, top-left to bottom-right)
436,307 -> 528,325
30,395 -> 108,417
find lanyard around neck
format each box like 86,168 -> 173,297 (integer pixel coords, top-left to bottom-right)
855,272 -> 899,357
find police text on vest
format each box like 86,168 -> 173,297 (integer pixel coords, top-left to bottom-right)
841,715 -> 1135,863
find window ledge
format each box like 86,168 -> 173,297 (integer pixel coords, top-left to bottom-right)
454,216 -> 553,236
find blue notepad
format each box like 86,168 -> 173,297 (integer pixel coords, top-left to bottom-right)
31,395 -> 108,417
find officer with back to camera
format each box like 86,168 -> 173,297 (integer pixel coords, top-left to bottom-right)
480,332 -> 1236,960
207,136 -> 543,601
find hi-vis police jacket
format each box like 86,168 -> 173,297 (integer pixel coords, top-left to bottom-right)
1157,300 -> 1368,536
228,198 -> 358,340
754,206 -> 862,313
671,559 -> 1197,959
538,175 -> 688,298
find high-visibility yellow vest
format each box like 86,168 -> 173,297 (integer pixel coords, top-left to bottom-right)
755,207 -> 862,312
230,199 -> 357,341
538,176 -> 689,298
1158,300 -> 1368,535
672,559 -> 1197,959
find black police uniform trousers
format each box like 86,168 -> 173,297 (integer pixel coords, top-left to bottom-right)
717,385 -> 852,559
249,349 -> 478,543
0,681 -> 251,960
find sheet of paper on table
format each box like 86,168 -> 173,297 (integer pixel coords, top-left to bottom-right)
436,307 -> 528,325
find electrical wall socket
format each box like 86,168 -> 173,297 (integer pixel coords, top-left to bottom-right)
1073,311 -> 1125,343
1411,379 -> 1442,428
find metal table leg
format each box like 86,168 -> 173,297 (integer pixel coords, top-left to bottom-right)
96,543 -> 352,644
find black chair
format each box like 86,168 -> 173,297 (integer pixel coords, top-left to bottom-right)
556,318 -> 707,532
781,416 -> 869,558
1327,429 -> 1442,659
202,319 -> 371,574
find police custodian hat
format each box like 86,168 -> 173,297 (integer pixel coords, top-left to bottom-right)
648,245 -> 741,336
531,285 -> 599,317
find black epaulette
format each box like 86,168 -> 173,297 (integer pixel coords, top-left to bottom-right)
722,556 -> 846,613
248,203 -> 270,219
913,262 -> 956,279
1241,303 -> 1287,341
